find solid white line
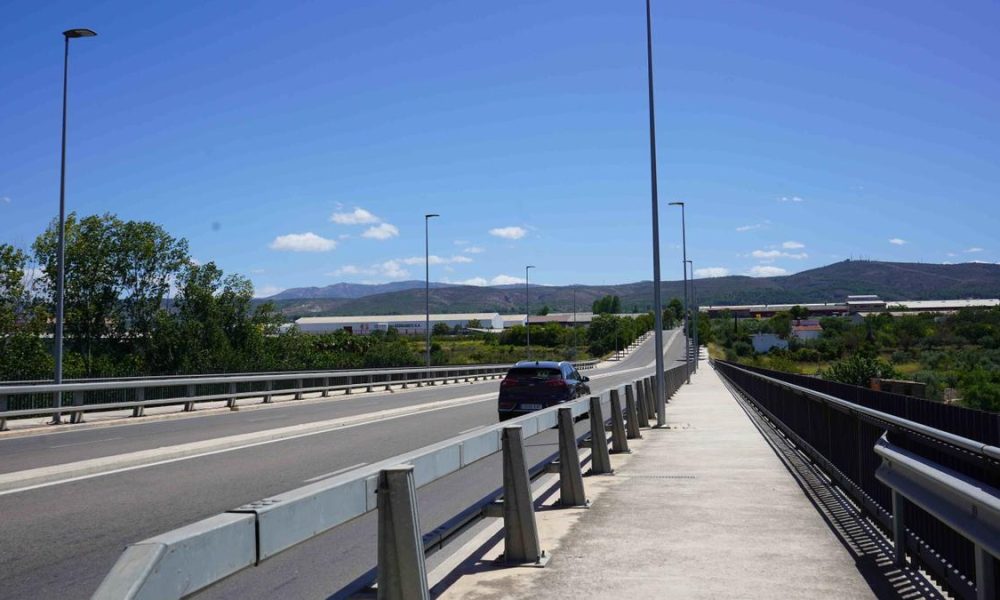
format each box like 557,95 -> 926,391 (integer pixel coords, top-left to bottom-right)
303,463 -> 367,483
49,437 -> 121,449
459,425 -> 485,434
0,393 -> 497,498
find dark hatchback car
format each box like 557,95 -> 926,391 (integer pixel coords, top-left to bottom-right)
497,360 -> 591,421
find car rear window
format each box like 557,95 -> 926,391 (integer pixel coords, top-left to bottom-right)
506,368 -> 562,381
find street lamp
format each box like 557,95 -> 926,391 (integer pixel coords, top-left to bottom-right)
53,28 -> 97,424
668,201 -> 689,383
686,259 -> 698,373
525,265 -> 535,359
424,214 -> 439,369
644,0 -> 666,426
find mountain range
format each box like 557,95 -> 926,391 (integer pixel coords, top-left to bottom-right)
259,261 -> 1000,319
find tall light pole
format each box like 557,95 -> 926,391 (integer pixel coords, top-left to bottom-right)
644,0 -> 666,426
669,201 -> 689,383
53,28 -> 97,425
686,259 -> 698,373
424,213 -> 439,369
525,265 -> 535,359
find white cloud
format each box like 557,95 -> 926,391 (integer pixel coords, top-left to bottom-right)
255,285 -> 285,298
965,247 -> 985,253
457,277 -> 488,286
889,238 -> 907,245
694,267 -> 730,278
946,252 -> 958,257
747,265 -> 788,277
0,196 -> 10,204
329,261 -> 409,279
489,226 -> 527,240
463,246 -> 485,254
377,260 -> 408,278
453,240 -> 469,246
362,223 -> 399,240
490,274 -> 526,285
269,232 -> 337,252
751,249 -> 808,260
778,196 -> 804,203
331,265 -> 362,276
735,223 -> 762,232
782,241 -> 805,249
400,255 -> 473,266
330,207 -> 380,225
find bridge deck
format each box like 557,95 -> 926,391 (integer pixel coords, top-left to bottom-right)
440,356 -> 878,599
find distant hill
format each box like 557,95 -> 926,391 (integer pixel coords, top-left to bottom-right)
261,261 -> 1000,318
267,280 -> 459,300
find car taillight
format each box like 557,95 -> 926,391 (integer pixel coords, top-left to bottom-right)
501,378 -> 517,388
545,379 -> 569,389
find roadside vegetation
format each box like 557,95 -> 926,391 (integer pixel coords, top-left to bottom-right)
704,306 -> 1000,411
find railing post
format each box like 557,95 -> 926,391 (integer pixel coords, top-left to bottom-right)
644,377 -> 656,422
376,466 -> 429,600
227,382 -> 238,410
0,394 -> 7,431
321,377 -> 330,398
367,376 -> 374,393
263,380 -> 273,404
588,397 -> 613,475
132,387 -> 145,417
634,378 -> 650,427
975,545 -> 996,600
609,388 -> 630,453
625,384 -> 642,439
70,390 -> 84,424
891,490 -> 906,567
184,384 -> 196,412
294,379 -> 304,400
557,407 -> 588,507
346,376 -> 354,394
499,426 -> 548,566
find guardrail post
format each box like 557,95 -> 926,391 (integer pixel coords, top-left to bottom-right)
184,384 -> 196,412
588,397 -> 613,475
891,490 -> 907,567
609,389 -> 630,453
227,382 -> 238,410
321,377 -> 330,398
557,407 -> 588,507
0,394 -> 7,431
625,384 -> 642,439
132,388 -> 145,417
644,377 -> 656,422
499,426 -> 548,566
976,545 -> 997,600
366,376 -> 374,393
263,380 -> 273,403
70,390 -> 85,424
376,465 -> 429,600
346,376 -> 354,394
295,379 -> 304,400
634,379 -> 650,428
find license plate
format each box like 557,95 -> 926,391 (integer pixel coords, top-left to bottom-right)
520,403 -> 543,410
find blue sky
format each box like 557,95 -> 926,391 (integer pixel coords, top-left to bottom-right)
2,0 -> 997,297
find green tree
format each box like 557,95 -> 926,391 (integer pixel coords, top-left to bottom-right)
432,322 -> 451,336
537,305 -> 550,316
592,295 -> 621,314
667,297 -> 684,321
821,354 -> 898,387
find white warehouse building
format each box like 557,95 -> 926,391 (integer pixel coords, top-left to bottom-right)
294,313 -> 504,335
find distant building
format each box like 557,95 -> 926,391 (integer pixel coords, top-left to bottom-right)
751,333 -> 788,353
791,319 -> 823,341
295,313 -> 504,335
846,295 -> 886,312
701,295 -> 998,319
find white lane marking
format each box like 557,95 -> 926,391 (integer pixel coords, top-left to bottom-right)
459,425 -> 485,434
0,393 -> 498,497
49,437 -> 121,449
247,416 -> 284,423
304,463 -> 367,483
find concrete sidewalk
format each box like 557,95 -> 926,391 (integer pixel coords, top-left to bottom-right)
440,359 -> 877,599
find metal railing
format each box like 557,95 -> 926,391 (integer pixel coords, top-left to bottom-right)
0,360 -> 600,430
714,360 -> 1000,600
92,364 -> 687,600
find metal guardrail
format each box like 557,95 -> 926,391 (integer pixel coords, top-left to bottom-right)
714,359 -> 1000,600
92,364 -> 687,600
0,360 -> 600,430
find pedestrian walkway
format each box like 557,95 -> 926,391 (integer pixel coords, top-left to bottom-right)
439,358 -> 879,599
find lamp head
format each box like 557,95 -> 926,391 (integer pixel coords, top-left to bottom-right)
425,213 -> 439,219
63,29 -> 97,38
668,201 -> 684,206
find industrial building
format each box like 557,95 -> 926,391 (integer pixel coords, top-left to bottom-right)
700,295 -> 999,319
294,313 -> 504,335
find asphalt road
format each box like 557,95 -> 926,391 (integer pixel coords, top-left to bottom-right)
0,332 -> 686,600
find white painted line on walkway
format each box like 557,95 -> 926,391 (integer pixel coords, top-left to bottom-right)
303,462 -> 368,483
49,437 -> 121,449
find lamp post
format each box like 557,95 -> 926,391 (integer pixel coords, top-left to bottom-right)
53,28 -> 97,424
424,214 -> 439,369
668,201 -> 689,383
686,259 -> 698,373
525,265 -> 535,359
644,0 -> 666,426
